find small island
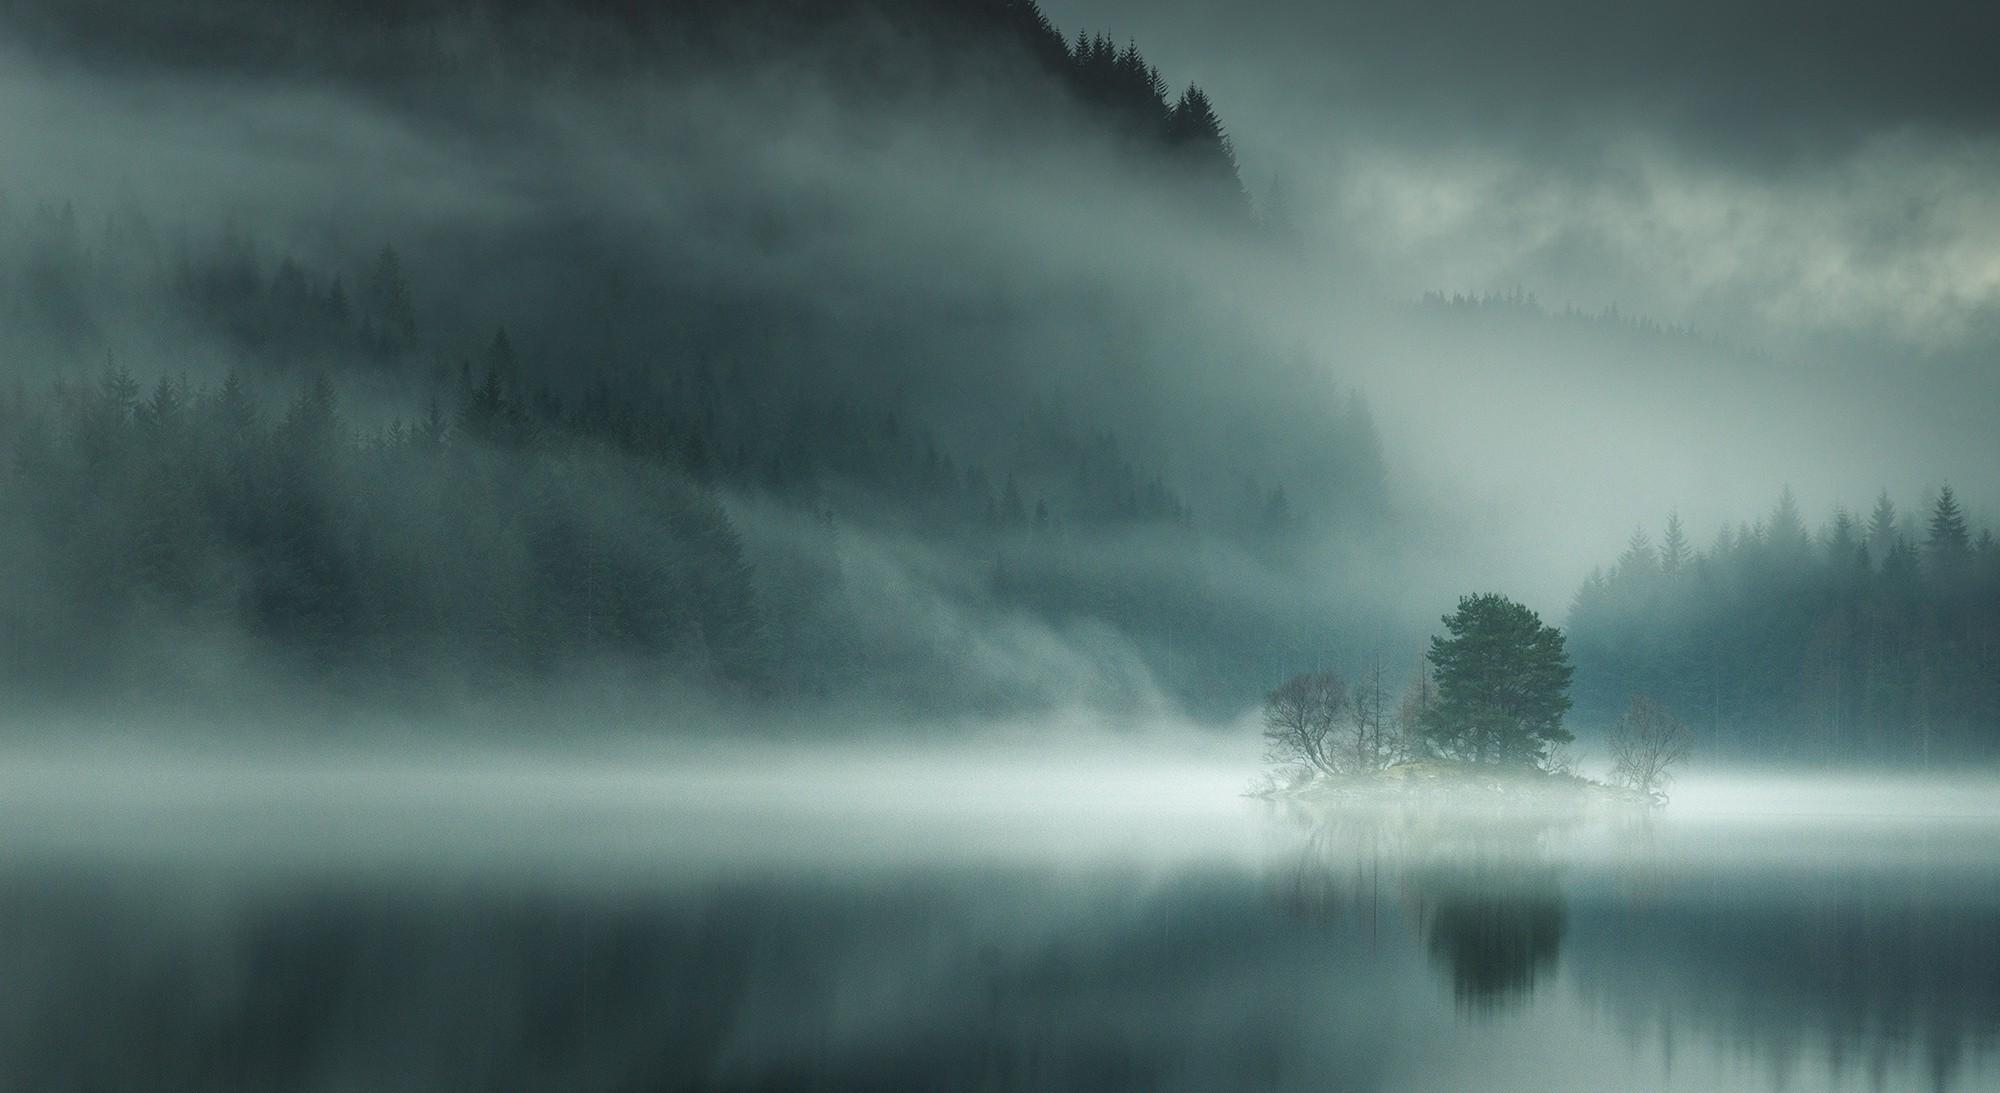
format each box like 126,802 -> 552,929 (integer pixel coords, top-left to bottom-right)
1251,593 -> 1690,809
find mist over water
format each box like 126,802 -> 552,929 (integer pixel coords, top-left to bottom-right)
0,740 -> 1991,1091
2,0 -> 1997,1088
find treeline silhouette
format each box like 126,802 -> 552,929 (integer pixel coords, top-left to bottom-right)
0,359 -> 1389,712
1417,288 -> 1735,356
0,0 -> 1246,214
0,367 -> 766,699
0,200 -> 1393,712
1569,489 -> 2000,763
0,0 -> 1401,717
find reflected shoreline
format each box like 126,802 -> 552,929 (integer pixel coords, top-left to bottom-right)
0,778 -> 1994,1091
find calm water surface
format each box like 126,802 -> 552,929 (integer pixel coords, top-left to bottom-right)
0,754 -> 1994,1091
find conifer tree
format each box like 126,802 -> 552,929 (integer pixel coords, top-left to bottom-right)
1867,490 -> 1899,564
1618,525 -> 1658,581
1826,507 -> 1860,566
1927,484 -> 1970,564
1768,486 -> 1809,558
364,245 -> 417,352
1422,593 -> 1575,767
1660,511 -> 1690,576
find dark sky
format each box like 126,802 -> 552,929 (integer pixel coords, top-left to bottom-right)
1045,0 -> 2000,352
1043,0 -> 2000,158
1042,0 -> 2000,605
0,0 -> 1991,612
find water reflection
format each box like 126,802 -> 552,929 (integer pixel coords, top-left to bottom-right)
0,793 -> 1994,1091
1421,866 -> 1565,1007
1564,821 -> 2000,1093
1263,800 -> 2000,1090
1268,803 -> 1573,1009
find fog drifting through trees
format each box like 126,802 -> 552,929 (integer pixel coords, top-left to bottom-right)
4,6 -> 2000,1092
2,1 -> 1991,757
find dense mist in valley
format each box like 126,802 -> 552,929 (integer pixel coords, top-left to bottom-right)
7,7 -> 2000,1090
0,0 -> 1994,765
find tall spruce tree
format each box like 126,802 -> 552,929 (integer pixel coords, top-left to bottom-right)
1867,490 -> 1900,564
1660,511 -> 1690,576
1618,525 -> 1658,582
1768,486 -> 1810,559
1165,85 -> 1244,210
1927,484 -> 1970,567
363,245 -> 417,353
1826,507 -> 1860,565
1569,489 -> 2000,762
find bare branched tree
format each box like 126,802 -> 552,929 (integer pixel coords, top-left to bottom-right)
1348,658 -> 1391,772
1263,670 -> 1349,779
1542,739 -> 1578,777
1608,694 -> 1693,800
1393,654 -> 1434,760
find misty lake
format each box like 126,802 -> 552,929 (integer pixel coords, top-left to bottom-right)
0,752 -> 1994,1092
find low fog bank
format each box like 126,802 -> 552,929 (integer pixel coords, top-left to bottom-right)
0,715 -> 1274,874
2,762 -> 1993,1093
1666,771 -> 2000,819
6,720 -> 2000,840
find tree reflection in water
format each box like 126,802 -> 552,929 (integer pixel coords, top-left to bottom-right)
1265,799 -> 2000,1089
1264,800 -> 1573,1011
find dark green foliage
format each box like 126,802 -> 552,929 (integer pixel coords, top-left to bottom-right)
1424,878 -> 1566,1006
363,247 -> 418,356
1660,511 -> 1691,576
0,0 -> 1246,216
0,314 -> 1392,717
1927,485 -> 1970,567
1165,86 -> 1244,210
1422,594 -> 1575,767
1867,490 -> 1900,561
0,0 -> 1391,716
0,368 -> 766,698
1570,488 -> 2000,763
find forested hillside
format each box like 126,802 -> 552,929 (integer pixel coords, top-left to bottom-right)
0,0 -> 1398,721
1569,489 -> 2000,763
0,0 -> 1248,213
